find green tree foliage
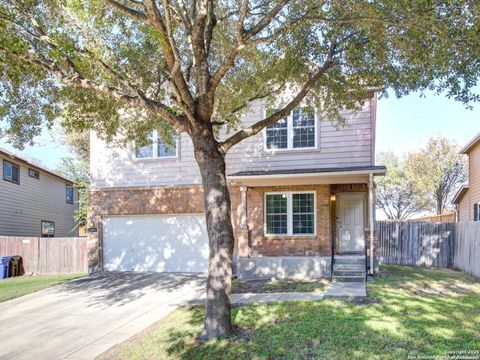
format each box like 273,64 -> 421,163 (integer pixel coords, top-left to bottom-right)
56,155 -> 89,226
1,0 -> 479,338
376,152 -> 426,220
406,136 -> 467,215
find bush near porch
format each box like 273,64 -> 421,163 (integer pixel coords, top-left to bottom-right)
98,265 -> 480,360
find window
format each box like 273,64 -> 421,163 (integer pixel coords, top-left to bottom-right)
135,130 -> 177,159
265,107 -> 316,150
265,192 -> 316,236
474,203 -> 480,221
41,221 -> 55,238
28,168 -> 40,179
66,185 -> 74,204
265,193 -> 288,234
3,160 -> 20,184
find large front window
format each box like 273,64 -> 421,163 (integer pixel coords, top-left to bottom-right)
265,192 -> 316,236
135,130 -> 177,159
265,107 -> 316,150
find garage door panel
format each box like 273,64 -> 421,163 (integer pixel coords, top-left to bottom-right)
103,214 -> 209,272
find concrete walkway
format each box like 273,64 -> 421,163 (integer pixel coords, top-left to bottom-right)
0,273 -> 206,360
232,281 -> 366,305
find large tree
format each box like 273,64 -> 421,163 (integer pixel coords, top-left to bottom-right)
1,0 -> 479,338
376,152 -> 426,220
406,136 -> 467,215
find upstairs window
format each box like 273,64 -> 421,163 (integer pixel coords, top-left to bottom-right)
474,203 -> 480,221
3,160 -> 20,184
265,107 -> 316,150
135,130 -> 177,159
66,185 -> 74,204
28,168 -> 40,179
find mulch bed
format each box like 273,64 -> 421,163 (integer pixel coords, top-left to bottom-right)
232,278 -> 329,294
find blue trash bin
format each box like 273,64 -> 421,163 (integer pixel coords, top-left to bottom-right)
0,256 -> 11,279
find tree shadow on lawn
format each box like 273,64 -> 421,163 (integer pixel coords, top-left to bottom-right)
159,267 -> 480,360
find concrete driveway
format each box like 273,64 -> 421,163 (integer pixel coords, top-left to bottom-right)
0,272 -> 206,360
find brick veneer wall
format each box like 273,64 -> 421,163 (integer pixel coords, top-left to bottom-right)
245,185 -> 331,257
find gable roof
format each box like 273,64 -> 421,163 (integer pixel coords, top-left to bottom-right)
460,132 -> 480,154
0,148 -> 74,184
452,185 -> 469,204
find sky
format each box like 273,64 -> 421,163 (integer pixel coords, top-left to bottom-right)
0,90 -> 479,171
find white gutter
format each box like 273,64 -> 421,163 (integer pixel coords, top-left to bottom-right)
228,169 -> 386,180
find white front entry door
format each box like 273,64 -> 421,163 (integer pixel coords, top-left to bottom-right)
102,214 -> 209,272
337,193 -> 365,253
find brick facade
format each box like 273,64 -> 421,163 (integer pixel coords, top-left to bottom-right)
87,182 -> 375,272
243,185 -> 331,257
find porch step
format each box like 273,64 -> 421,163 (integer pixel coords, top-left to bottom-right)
334,256 -> 365,265
333,264 -> 365,271
333,269 -> 365,277
332,275 -> 365,283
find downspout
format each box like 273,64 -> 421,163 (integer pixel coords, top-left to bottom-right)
369,173 -> 375,276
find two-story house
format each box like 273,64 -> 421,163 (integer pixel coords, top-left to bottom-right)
88,92 -> 385,279
453,133 -> 480,222
0,149 -> 79,237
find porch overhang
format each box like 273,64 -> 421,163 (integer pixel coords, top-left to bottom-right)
228,165 -> 386,186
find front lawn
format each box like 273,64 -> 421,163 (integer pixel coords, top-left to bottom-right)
98,265 -> 480,360
0,274 -> 86,303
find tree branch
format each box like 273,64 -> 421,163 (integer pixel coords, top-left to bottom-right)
219,47 -> 336,154
105,0 -> 148,21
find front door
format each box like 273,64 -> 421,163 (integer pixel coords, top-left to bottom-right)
337,192 -> 365,253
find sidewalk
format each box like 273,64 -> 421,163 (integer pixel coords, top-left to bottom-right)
231,281 -> 366,305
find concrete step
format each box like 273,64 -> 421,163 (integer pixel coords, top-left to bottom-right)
333,263 -> 365,270
332,275 -> 366,283
333,269 -> 365,277
334,256 -> 365,265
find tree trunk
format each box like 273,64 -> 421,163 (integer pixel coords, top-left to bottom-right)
192,125 -> 234,339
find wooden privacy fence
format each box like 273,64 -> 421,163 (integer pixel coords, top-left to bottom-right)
454,222 -> 480,277
377,221 -> 480,277
377,221 -> 455,268
0,236 -> 88,275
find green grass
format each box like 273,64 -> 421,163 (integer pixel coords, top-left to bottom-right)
98,266 -> 480,360
0,274 -> 86,303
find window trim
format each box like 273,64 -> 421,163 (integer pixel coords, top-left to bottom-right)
3,160 -> 20,185
133,130 -> 179,160
41,220 -> 55,238
474,203 -> 480,222
28,168 -> 40,179
66,184 -> 74,205
264,191 -> 317,237
263,107 -> 318,152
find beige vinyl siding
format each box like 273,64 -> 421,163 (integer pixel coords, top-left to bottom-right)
0,156 -> 78,237
468,143 -> 480,220
458,191 -> 470,222
90,98 -> 375,188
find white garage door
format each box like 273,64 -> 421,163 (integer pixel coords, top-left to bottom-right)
102,214 -> 209,272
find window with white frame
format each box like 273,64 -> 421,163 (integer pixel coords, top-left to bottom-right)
265,192 -> 316,235
135,130 -> 177,159
474,203 -> 480,221
265,107 -> 316,150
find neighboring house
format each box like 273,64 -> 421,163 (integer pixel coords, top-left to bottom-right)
88,93 -> 386,279
453,133 -> 480,222
0,149 -> 79,237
